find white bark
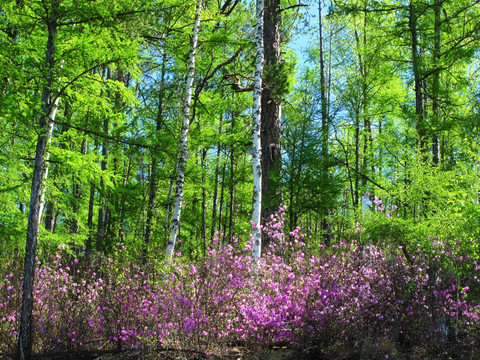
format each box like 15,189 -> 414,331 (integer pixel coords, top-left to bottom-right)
251,0 -> 264,261
37,94 -> 60,226
165,0 -> 202,263
38,60 -> 63,227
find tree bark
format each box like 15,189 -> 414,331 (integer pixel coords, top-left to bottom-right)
252,0 -> 264,261
409,1 -> 425,152
432,0 -> 441,165
261,0 -> 282,226
319,0 -> 331,245
228,115 -> 235,243
201,148 -> 207,254
166,0 -> 202,263
97,67 -> 111,252
210,117 -> 223,240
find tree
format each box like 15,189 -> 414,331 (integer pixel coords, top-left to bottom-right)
252,0 -> 264,260
260,0 -> 283,225
165,0 -> 203,263
18,2 -> 60,357
5,1 -> 146,357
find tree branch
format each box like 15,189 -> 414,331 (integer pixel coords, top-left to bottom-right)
279,4 -> 308,13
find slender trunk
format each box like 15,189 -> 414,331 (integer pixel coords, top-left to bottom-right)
210,118 -> 223,240
71,137 -> 87,235
354,111 -> 360,212
261,0 -> 282,225
19,3 -> 58,358
97,67 -> 110,251
218,162 -> 226,241
432,0 -> 441,165
201,148 -> 207,254
228,116 -> 235,242
319,0 -> 331,245
37,92 -> 60,226
409,1 -> 425,152
166,0 -> 202,262
252,0 -> 264,260
44,199 -> 56,233
86,181 -> 95,265
144,51 -> 167,255
164,165 -> 176,238
118,156 -> 131,240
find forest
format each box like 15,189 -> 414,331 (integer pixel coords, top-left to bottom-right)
1,0 -> 480,359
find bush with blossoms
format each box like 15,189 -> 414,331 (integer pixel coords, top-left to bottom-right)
1,206 -> 479,358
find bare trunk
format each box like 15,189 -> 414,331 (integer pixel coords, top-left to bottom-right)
432,0 -> 441,165
252,0 -> 264,260
144,51 -> 167,255
37,91 -> 60,226
218,163 -> 226,241
228,117 -> 235,242
409,1 -> 425,151
164,165 -> 176,238
44,199 -> 56,233
201,148 -> 207,255
210,118 -> 223,240
261,0 -> 282,225
319,0 -> 331,245
97,67 -> 111,251
166,0 -> 202,262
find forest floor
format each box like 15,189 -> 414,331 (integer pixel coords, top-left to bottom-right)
12,341 -> 477,360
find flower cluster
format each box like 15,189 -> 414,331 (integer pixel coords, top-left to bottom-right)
0,208 -> 479,357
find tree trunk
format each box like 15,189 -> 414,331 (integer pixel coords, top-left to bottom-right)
210,117 -> 223,240
201,148 -> 207,255
97,67 -> 111,252
432,0 -> 441,165
252,0 -> 264,261
166,0 -> 202,262
18,2 -> 58,358
261,0 -> 282,225
218,162 -> 226,241
144,50 -> 167,258
409,1 -> 425,152
228,115 -> 235,243
37,91 -> 60,227
319,0 -> 331,245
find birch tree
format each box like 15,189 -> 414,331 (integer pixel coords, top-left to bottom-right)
252,0 -> 264,260
165,0 -> 202,262
37,61 -> 63,227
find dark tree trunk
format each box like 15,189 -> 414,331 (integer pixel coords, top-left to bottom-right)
218,163 -> 226,242
432,0 -> 441,166
201,148 -> 207,254
261,0 -> 283,226
228,116 -> 235,243
144,51 -> 167,258
97,67 -> 110,252
44,200 -> 56,233
409,1 -> 425,152
18,2 -> 58,359
319,0 -> 331,245
210,118 -> 223,240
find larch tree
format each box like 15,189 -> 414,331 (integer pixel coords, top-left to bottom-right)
260,0 -> 283,226
18,1 -> 60,357
14,0 -> 146,356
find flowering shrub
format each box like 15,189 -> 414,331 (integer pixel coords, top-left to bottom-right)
1,207 -> 479,358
